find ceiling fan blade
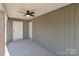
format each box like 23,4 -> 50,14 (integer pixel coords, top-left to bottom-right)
30,12 -> 34,14
19,11 -> 26,14
30,14 -> 35,17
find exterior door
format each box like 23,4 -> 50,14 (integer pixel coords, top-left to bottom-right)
13,21 -> 23,41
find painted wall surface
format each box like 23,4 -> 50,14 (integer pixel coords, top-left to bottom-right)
32,4 -> 76,56
75,4 -> 79,56
23,20 -> 29,39
7,18 -> 29,42
7,19 -> 12,42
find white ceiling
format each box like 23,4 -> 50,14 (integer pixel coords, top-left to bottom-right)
4,3 -> 70,20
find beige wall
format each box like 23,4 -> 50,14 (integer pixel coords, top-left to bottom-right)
75,4 -> 79,56
0,11 -> 5,56
23,20 -> 29,39
32,4 -> 77,56
7,18 -> 29,42
7,19 -> 12,42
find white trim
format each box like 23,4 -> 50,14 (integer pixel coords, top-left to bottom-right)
5,45 -> 10,56
29,21 -> 32,40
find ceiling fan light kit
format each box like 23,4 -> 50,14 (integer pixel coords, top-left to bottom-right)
26,14 -> 31,17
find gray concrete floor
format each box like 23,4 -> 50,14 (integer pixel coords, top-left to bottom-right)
7,39 -> 55,56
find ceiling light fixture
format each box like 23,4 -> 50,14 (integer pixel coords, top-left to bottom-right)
19,10 -> 35,17
26,15 -> 30,17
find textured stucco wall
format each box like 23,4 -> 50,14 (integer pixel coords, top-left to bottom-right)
0,3 -> 5,56
0,11 -> 5,56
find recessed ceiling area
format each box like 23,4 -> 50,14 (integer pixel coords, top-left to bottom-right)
4,3 -> 70,20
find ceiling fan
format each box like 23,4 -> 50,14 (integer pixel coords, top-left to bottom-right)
19,10 -> 35,17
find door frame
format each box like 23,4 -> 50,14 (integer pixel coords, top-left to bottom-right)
29,21 -> 32,40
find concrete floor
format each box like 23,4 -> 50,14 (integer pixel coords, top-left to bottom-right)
7,39 -> 55,56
